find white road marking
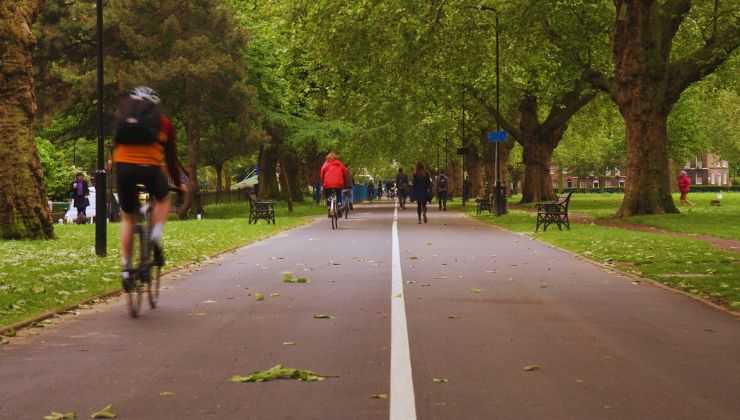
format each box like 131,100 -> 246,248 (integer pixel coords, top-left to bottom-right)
391,204 -> 417,420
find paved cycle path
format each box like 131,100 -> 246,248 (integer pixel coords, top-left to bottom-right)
1,203 -> 739,420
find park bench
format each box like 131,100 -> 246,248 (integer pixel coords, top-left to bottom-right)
535,191 -> 574,232
247,192 -> 276,224
476,194 -> 493,215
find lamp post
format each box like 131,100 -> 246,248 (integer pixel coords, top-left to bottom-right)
492,10 -> 507,216
95,0 -> 107,256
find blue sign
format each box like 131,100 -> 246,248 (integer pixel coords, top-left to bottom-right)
487,130 -> 508,143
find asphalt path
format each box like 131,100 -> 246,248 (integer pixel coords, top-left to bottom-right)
1,202 -> 739,420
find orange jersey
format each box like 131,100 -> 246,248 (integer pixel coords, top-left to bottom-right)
113,115 -> 173,166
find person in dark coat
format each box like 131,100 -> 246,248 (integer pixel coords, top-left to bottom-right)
70,172 -> 90,224
412,162 -> 432,224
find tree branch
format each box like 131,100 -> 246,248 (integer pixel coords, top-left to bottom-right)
667,22 -> 740,102
541,87 -> 597,137
466,85 -> 522,141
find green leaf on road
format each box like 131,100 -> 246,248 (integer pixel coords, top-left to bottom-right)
44,412 -> 76,420
230,364 -> 329,383
283,272 -> 310,283
282,341 -> 296,346
433,377 -> 449,384
255,293 -> 265,301
370,393 -> 389,399
90,404 -> 116,419
470,288 -> 482,294
271,292 -> 280,298
313,314 -> 335,319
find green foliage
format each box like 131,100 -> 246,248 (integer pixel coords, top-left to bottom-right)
230,364 -> 327,383
35,137 -> 79,201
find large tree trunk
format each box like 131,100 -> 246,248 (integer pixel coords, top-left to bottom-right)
617,109 -> 677,216
0,1 -> 54,239
518,96 -> 561,204
281,153 -> 304,202
611,2 -> 683,216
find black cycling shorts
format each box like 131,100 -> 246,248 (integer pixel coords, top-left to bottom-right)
116,163 -> 169,214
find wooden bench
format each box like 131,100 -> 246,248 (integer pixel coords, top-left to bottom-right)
247,192 -> 275,224
476,194 -> 493,215
535,191 -> 573,232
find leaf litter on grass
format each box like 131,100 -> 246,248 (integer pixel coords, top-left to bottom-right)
44,412 -> 76,420
230,364 -> 332,383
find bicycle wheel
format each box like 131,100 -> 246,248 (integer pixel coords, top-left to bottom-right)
331,201 -> 338,230
126,227 -> 145,318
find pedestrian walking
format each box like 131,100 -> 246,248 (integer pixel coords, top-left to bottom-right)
678,170 -> 694,207
368,181 -> 375,201
437,169 -> 449,211
396,168 -> 410,209
412,162 -> 432,224
70,172 -> 90,224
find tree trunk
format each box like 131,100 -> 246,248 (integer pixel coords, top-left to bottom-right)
224,161 -> 231,191
258,145 -> 280,199
518,96 -> 561,204
215,162 -> 223,194
281,153 -> 304,202
279,159 -> 293,213
0,1 -> 54,239
617,109 -> 677,216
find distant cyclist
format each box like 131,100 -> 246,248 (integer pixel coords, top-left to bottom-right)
396,168 -> 409,209
113,86 -> 187,290
320,152 -> 349,213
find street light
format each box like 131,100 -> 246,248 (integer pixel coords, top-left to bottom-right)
490,9 -> 507,216
95,0 -> 107,256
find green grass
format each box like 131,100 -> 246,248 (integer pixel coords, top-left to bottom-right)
470,209 -> 740,310
0,202 -> 324,329
509,192 -> 740,241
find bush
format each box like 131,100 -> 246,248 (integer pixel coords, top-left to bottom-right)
36,137 -> 78,201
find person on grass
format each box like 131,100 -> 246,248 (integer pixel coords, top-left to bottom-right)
678,170 -> 694,207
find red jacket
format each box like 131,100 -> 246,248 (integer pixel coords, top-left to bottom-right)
321,159 -> 349,189
678,175 -> 691,193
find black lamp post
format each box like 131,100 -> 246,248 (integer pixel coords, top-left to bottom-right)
492,11 -> 507,216
95,0 -> 107,256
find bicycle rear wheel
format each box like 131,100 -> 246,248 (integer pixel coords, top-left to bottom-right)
126,226 -> 145,318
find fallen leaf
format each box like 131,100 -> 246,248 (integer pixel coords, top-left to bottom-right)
255,293 -> 265,301
433,377 -> 449,384
159,391 -> 176,396
202,299 -> 217,304
393,293 -> 402,298
409,257 -> 419,260
470,288 -> 482,294
2,329 -> 16,337
313,314 -> 335,319
282,341 -> 296,346
0,337 -> 9,345
90,404 -> 117,419
271,293 -> 280,298
230,364 -> 331,383
523,365 -> 541,372
420,283 -> 432,287
44,412 -> 76,420
192,312 -> 207,316
448,315 -> 458,319
370,393 -> 389,399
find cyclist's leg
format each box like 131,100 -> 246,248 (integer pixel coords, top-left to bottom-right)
145,167 -> 171,266
116,164 -> 141,286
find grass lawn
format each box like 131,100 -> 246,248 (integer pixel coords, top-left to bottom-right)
0,201 -> 325,329
469,209 -> 740,311
510,192 -> 740,241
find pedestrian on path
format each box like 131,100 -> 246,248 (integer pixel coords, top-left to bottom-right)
368,181 -> 375,201
70,172 -> 90,224
678,170 -> 694,207
412,161 -> 432,224
437,169 -> 449,211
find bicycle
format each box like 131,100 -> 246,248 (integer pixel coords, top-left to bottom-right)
123,186 -> 177,318
328,191 -> 340,230
341,189 -> 352,219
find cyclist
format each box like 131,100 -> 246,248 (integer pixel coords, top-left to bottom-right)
396,168 -> 409,209
320,152 -> 349,215
113,87 -> 187,290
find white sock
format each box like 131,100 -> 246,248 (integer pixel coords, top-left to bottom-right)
151,223 -> 164,244
121,257 -> 131,270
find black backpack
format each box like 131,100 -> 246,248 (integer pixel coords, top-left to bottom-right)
114,95 -> 161,145
438,175 -> 448,190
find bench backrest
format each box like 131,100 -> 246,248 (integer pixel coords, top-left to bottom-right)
557,191 -> 574,210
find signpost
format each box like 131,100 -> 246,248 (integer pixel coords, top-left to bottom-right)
95,0 -> 107,256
